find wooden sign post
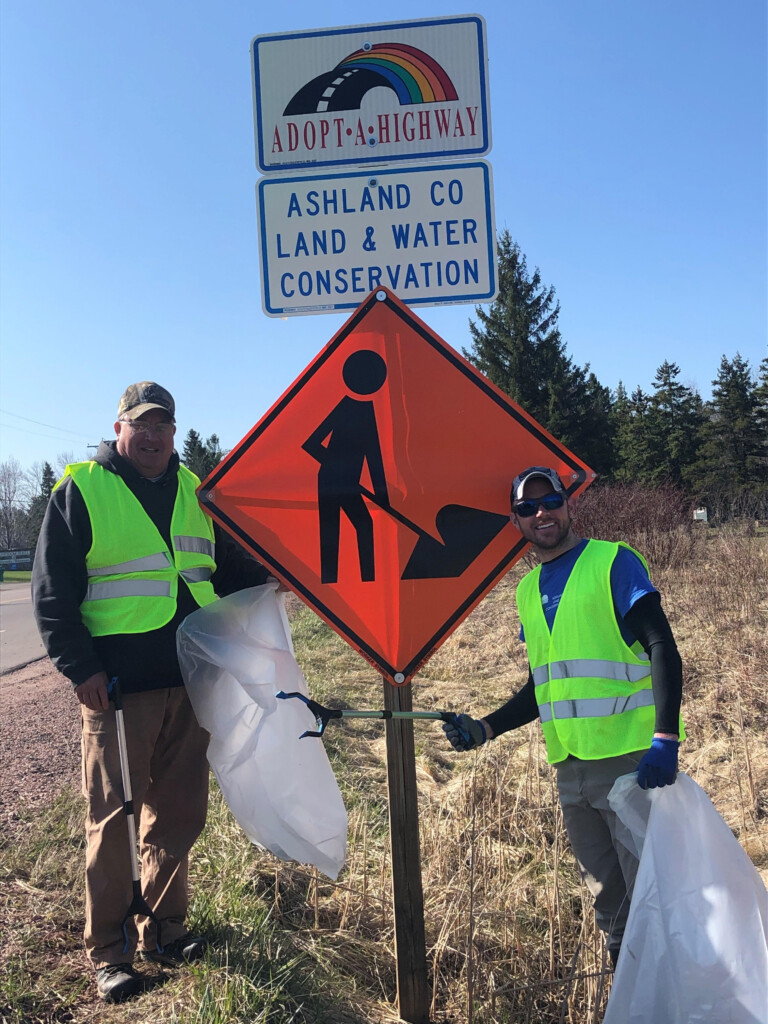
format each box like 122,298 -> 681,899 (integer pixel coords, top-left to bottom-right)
384,680 -> 430,1023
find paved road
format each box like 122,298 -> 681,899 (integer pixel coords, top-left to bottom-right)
0,582 -> 46,673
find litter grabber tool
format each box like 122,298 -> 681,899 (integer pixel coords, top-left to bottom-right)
108,677 -> 163,954
276,690 -> 471,743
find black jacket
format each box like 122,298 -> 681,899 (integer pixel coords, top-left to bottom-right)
32,441 -> 270,693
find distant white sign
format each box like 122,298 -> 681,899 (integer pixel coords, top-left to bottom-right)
256,161 -> 497,317
252,15 -> 491,172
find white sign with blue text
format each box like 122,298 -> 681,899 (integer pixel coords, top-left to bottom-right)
251,15 -> 490,173
256,161 -> 497,317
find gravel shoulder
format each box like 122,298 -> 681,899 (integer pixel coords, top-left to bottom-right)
0,658 -> 82,834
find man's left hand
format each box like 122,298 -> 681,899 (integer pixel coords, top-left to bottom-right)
637,736 -> 679,789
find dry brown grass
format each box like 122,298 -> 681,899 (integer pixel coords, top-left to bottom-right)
279,521 -> 768,1022
3,523 -> 766,1023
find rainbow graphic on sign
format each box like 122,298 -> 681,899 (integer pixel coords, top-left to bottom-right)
284,43 -> 458,115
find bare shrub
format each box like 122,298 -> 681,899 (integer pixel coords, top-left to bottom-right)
573,481 -> 698,571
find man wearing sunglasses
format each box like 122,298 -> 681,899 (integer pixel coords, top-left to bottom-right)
443,465 -> 684,970
32,382 -> 272,1003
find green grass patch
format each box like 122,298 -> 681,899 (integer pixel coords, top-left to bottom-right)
1,570 -> 31,582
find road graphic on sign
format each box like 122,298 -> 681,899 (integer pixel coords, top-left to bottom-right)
284,43 -> 458,114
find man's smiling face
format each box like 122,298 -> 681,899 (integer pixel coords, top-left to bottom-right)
115,408 -> 176,478
511,478 -> 575,560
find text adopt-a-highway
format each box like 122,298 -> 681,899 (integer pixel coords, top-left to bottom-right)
256,161 -> 497,316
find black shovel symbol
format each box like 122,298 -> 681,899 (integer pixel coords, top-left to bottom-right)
360,485 -> 510,580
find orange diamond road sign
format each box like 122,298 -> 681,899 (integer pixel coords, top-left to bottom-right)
199,288 -> 595,685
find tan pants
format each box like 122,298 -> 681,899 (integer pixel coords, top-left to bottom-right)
81,687 -> 209,968
556,751 -> 644,955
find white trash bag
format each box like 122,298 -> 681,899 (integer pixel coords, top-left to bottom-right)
604,771 -> 768,1024
177,583 -> 347,880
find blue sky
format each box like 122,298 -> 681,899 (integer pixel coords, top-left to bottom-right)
2,0 -> 766,471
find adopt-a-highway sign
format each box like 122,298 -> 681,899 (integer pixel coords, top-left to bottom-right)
251,15 -> 490,172
256,161 -> 497,317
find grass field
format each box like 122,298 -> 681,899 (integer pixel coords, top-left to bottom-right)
0,570 -> 31,583
2,519 -> 766,1023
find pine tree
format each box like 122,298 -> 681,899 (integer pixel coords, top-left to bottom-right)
465,231 -> 614,474
755,356 -> 768,448
465,231 -> 571,427
181,429 -> 226,480
646,361 -> 704,486
694,354 -> 767,517
613,387 -> 656,484
25,462 -> 57,547
203,434 -> 224,476
546,366 -> 616,477
181,429 -> 207,478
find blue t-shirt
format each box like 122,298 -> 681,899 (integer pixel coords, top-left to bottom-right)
520,539 -> 657,647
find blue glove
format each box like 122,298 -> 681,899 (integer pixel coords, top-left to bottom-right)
637,737 -> 679,789
442,714 -> 487,752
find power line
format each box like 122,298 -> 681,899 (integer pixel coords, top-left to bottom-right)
0,408 -> 95,442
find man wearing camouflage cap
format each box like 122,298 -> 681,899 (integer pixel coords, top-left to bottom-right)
33,382 -> 271,1003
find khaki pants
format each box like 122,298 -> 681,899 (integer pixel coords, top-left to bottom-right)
556,752 -> 644,955
81,687 -> 209,968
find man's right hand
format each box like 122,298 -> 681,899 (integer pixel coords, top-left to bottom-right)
75,672 -> 110,711
443,714 -> 488,752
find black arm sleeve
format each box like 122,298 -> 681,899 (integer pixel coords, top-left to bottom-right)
623,591 -> 683,735
483,669 -> 540,738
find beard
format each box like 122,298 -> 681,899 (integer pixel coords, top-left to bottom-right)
527,514 -> 573,552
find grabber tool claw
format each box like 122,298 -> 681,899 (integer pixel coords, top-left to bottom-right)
275,690 -> 471,744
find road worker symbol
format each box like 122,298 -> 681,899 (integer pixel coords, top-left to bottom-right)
200,288 -> 595,685
303,350 -> 389,584
302,348 -> 509,584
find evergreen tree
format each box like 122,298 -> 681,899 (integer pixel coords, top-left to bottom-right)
646,361 -> 704,486
181,429 -> 207,478
181,429 -> 226,480
694,353 -> 767,517
755,356 -> 768,448
203,434 -> 224,475
41,461 -> 56,497
25,462 -> 56,547
546,366 -> 616,477
465,231 -> 613,473
613,386 -> 655,484
465,231 -> 571,426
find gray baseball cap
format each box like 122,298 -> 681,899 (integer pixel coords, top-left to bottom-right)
117,382 -> 175,421
511,466 -> 566,503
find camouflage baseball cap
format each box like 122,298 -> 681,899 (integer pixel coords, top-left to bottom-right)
117,382 -> 175,421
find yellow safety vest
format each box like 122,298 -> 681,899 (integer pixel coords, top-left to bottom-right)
517,540 -> 684,764
60,461 -> 216,636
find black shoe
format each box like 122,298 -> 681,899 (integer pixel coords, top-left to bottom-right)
140,934 -> 208,967
96,963 -> 144,1003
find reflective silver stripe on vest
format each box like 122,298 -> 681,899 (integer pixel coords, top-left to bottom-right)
539,689 -> 655,723
85,579 -> 172,601
532,666 -> 551,686
174,536 -> 215,559
87,552 -> 171,577
532,657 -> 651,687
180,567 -> 213,583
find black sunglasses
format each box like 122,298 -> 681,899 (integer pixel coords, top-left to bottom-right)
513,493 -> 566,518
